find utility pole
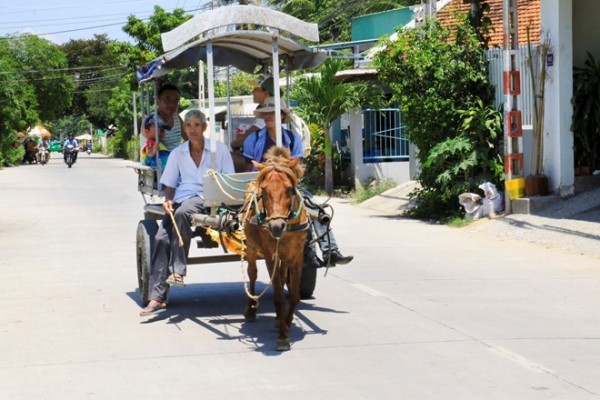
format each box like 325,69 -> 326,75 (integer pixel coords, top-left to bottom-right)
502,0 -> 525,210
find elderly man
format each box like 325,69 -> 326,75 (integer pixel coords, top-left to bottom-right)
140,109 -> 234,316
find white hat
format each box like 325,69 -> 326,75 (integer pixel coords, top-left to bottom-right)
253,97 -> 292,122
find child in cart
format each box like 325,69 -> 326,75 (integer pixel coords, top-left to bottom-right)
141,114 -> 171,168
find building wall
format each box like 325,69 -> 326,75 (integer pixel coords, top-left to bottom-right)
437,0 -> 540,46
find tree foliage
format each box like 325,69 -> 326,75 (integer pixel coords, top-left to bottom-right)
61,35 -> 124,127
292,58 -> 384,194
268,0 -> 420,43
3,35 -> 74,122
375,17 -> 502,221
0,35 -> 73,166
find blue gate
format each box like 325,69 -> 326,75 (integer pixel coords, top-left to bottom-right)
362,108 -> 409,163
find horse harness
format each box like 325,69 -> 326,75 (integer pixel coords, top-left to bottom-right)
244,163 -> 309,234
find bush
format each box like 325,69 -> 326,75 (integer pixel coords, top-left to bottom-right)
375,17 -> 501,221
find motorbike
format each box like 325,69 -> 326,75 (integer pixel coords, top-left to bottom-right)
37,147 -> 50,165
86,146 -> 91,156
63,145 -> 78,168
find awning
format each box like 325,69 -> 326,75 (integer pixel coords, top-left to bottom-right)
75,133 -> 92,140
137,30 -> 327,82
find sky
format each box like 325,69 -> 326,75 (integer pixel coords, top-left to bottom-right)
0,0 -> 212,45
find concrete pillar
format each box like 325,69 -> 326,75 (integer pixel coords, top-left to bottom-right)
541,0 -> 575,197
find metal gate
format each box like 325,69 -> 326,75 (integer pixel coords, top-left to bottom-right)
362,108 -> 409,163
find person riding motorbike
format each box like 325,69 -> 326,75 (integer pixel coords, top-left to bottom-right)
63,134 -> 79,164
38,138 -> 50,164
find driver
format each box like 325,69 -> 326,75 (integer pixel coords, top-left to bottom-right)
63,134 -> 79,163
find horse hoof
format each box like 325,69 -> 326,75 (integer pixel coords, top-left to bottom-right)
244,308 -> 256,322
276,339 -> 291,352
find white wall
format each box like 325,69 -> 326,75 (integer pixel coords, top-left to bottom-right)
541,0 -> 575,197
347,109 -> 411,187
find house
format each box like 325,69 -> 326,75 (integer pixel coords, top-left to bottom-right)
342,0 -> 598,204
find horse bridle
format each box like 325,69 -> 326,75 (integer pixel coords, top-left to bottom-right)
249,164 -> 309,232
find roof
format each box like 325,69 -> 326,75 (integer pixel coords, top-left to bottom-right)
137,5 -> 327,82
137,30 -> 327,82
437,0 -> 541,46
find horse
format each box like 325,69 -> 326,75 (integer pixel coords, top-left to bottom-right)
242,146 -> 309,351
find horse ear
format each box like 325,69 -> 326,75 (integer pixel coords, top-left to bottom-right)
288,157 -> 300,169
252,160 -> 264,170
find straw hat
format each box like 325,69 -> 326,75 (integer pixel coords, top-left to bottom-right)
253,97 -> 292,123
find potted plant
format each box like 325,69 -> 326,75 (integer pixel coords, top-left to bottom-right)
525,27 -> 551,196
572,52 -> 600,175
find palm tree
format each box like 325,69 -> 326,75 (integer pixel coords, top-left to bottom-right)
291,59 -> 383,195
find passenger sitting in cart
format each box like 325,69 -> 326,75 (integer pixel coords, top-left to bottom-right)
140,109 -> 235,317
230,76 -> 275,150
141,114 -> 170,168
141,83 -> 187,153
242,98 -> 353,269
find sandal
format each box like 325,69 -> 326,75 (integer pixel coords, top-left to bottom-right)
139,300 -> 167,317
166,273 -> 185,287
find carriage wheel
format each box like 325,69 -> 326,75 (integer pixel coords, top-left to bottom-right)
300,266 -> 317,299
136,219 -> 158,304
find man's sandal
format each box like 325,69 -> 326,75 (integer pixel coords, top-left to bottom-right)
139,301 -> 167,317
166,273 -> 185,287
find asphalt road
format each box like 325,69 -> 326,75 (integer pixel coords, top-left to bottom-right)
1,154 -> 600,399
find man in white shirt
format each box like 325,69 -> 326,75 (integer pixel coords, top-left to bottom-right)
140,109 -> 234,316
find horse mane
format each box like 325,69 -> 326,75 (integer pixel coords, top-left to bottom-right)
262,146 -> 305,180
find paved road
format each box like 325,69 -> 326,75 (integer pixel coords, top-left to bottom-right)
1,154 -> 600,399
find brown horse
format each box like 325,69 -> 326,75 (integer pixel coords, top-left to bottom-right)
242,146 -> 309,351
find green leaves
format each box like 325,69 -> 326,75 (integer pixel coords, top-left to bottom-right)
291,58 -> 384,194
375,17 -> 502,221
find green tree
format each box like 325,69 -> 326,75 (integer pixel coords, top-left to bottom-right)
61,34 -> 125,127
0,55 -> 39,167
268,0 -> 420,43
292,58 -> 384,195
3,35 -> 74,121
375,18 -> 502,221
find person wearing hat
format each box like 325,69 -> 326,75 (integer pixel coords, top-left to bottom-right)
140,109 -> 235,317
141,114 -> 171,168
242,99 -> 354,269
230,76 -> 276,151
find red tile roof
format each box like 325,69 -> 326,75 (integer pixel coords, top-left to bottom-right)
437,0 -> 540,47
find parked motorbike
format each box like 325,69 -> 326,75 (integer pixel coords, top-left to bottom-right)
63,145 -> 78,168
37,147 -> 50,165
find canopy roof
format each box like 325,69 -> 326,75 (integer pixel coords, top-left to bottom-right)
137,30 -> 327,82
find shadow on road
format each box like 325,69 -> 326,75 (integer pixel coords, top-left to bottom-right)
127,281 -> 346,354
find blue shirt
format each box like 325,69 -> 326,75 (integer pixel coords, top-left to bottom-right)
242,127 -> 303,166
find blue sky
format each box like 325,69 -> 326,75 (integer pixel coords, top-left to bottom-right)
0,0 -> 210,44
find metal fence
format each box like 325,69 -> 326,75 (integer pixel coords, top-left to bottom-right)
360,45 -> 537,164
486,45 -> 537,126
362,108 -> 410,163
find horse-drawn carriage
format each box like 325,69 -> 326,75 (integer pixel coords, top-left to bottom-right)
132,5 -> 331,350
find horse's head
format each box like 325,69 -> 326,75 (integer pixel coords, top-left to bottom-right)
253,147 -> 305,239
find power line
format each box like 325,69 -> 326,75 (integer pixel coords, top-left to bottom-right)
0,5 -> 210,41
0,0 -> 158,15
0,65 -> 127,75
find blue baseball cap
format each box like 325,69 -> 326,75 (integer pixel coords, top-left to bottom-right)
144,114 -> 171,130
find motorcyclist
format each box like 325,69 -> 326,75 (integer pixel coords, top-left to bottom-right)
39,137 -> 50,150
63,134 -> 79,163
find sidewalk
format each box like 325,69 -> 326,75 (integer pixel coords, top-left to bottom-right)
359,180 -> 600,259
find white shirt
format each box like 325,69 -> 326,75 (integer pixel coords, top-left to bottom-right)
160,139 -> 234,204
